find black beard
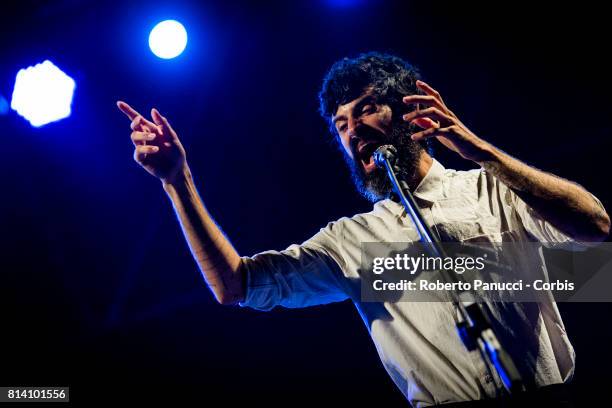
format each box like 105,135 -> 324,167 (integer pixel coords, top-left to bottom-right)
343,121 -> 423,203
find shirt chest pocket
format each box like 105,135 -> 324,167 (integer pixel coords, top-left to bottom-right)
431,197 -> 502,242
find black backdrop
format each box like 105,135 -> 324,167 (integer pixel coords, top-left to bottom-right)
1,1 -> 611,405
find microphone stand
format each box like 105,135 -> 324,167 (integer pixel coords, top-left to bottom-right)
373,145 -> 525,396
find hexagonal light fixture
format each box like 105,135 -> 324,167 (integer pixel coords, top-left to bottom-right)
11,60 -> 76,127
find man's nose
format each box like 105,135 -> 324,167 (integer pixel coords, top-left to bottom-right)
347,117 -> 363,139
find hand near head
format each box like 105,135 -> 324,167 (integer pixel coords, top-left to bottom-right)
117,101 -> 188,184
401,80 -> 493,163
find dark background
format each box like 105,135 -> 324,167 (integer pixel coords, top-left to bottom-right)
1,0 -> 610,405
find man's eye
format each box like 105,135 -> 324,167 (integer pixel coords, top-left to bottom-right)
362,105 -> 375,114
338,124 -> 347,132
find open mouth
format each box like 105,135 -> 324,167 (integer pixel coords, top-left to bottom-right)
358,142 -> 382,173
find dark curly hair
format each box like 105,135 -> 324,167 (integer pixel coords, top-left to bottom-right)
318,52 -> 423,136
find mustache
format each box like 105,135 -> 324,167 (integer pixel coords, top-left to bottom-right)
349,120 -> 420,154
349,126 -> 390,158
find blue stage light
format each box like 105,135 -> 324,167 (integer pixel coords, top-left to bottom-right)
10,60 -> 76,128
148,20 -> 188,59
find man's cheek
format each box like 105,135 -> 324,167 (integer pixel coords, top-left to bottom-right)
339,140 -> 354,160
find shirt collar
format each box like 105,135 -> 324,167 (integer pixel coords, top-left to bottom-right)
412,158 -> 446,203
375,158 -> 446,217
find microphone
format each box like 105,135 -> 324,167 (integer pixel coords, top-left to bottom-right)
373,145 -> 397,168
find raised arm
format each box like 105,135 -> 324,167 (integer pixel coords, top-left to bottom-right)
402,81 -> 610,242
117,101 -> 245,305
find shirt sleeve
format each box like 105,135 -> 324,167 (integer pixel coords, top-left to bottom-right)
238,221 -> 349,311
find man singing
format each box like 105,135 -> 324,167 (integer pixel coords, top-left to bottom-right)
117,52 -> 609,407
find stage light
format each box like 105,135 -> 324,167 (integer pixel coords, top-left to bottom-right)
10,60 -> 76,128
148,20 -> 188,59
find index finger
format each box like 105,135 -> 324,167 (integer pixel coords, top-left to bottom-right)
117,100 -> 158,131
402,95 -> 445,111
117,101 -> 142,120
116,100 -> 142,121
416,80 -> 444,103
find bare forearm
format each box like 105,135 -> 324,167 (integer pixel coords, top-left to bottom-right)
163,166 -> 245,304
479,145 -> 610,241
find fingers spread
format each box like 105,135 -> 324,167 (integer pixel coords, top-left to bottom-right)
402,94 -> 445,112
403,107 -> 452,126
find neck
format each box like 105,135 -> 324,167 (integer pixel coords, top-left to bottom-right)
408,151 -> 433,191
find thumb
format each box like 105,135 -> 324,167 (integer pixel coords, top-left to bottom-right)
151,108 -> 175,137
